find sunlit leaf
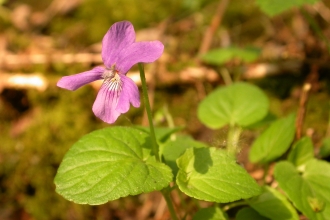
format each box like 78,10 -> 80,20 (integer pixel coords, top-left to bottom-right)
249,114 -> 295,164
162,135 -> 208,178
134,126 -> 182,143
256,0 -> 319,16
54,127 -> 173,205
193,207 -> 228,220
201,46 -> 261,65
249,186 -> 299,220
274,160 -> 330,219
303,159 -> 330,213
198,82 -> 269,129
236,207 -> 269,220
176,147 -> 261,203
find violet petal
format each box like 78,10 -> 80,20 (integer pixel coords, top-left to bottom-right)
92,82 -> 122,124
116,41 -> 164,74
116,74 -> 140,113
102,21 -> 135,68
57,67 -> 104,91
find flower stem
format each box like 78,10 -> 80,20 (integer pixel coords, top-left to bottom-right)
138,63 -> 160,161
161,187 -> 179,220
139,63 -> 180,220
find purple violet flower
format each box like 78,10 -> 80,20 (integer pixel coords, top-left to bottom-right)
57,21 -> 164,123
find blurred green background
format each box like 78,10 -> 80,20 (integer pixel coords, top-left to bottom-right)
1,0 -> 330,219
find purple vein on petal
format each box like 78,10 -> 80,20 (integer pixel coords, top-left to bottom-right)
92,79 -> 122,124
116,74 -> 140,114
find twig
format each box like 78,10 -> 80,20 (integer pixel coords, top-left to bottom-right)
195,0 -> 229,99
197,0 -> 229,57
0,67 -> 219,93
295,62 -> 319,139
154,194 -> 167,220
312,1 -> 330,24
0,53 -> 102,68
220,67 -> 232,84
295,82 -> 312,140
0,73 -> 48,92
142,20 -> 168,126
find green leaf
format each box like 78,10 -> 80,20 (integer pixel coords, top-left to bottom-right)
274,160 -> 330,219
319,137 -> 330,158
198,82 -> 269,129
176,147 -> 261,203
249,186 -> 299,220
303,159 -> 330,213
256,0 -> 319,16
201,46 -> 261,65
54,127 -> 173,205
245,112 -> 277,129
134,126 -> 182,143
288,137 -> 314,168
182,0 -> 205,11
193,207 -> 228,220
236,207 -> 270,220
162,135 -> 208,178
249,114 -> 296,164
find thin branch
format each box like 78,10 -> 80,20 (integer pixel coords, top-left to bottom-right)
197,0 -> 229,57
295,83 -> 312,140
0,73 -> 48,92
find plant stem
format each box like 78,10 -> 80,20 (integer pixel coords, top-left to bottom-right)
138,63 -> 160,161
226,124 -> 242,157
161,187 -> 179,220
139,63 -> 179,220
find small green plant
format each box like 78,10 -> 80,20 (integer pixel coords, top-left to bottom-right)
54,20 -> 330,219
54,0 -> 327,216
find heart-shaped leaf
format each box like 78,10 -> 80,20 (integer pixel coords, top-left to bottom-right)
274,160 -> 330,219
303,159 -> 330,213
198,82 -> 269,129
249,186 -> 299,220
54,127 -> 173,205
249,114 -> 295,164
176,147 -> 261,203
162,135 -> 208,178
288,136 -> 314,168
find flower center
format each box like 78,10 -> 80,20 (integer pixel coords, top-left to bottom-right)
102,65 -> 122,92
102,65 -> 118,79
